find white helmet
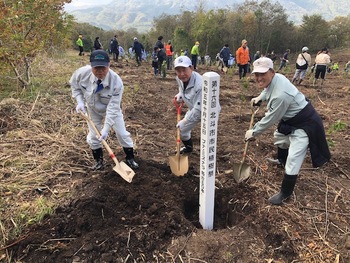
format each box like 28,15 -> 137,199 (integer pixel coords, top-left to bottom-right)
302,46 -> 309,52
133,37 -> 138,41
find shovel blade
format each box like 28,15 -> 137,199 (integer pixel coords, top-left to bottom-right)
113,161 -> 135,183
169,155 -> 189,176
233,162 -> 251,183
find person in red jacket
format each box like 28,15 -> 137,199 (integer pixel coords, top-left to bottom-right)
165,40 -> 174,70
235,39 -> 250,79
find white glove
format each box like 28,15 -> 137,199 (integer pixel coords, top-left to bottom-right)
286,60 -> 289,63
176,119 -> 186,130
175,93 -> 183,103
250,96 -> 261,107
245,130 -> 254,141
76,102 -> 85,113
98,131 -> 108,141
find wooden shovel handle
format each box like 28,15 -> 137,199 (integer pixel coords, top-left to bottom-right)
79,111 -> 120,165
174,99 -> 184,156
242,106 -> 259,162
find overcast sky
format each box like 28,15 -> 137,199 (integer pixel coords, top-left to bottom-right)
64,0 -> 111,11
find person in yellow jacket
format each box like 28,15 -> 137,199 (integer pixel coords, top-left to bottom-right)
190,41 -> 200,70
76,34 -> 84,56
235,39 -> 250,79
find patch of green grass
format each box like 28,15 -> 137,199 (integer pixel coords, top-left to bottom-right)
327,120 -> 347,134
10,197 -> 56,238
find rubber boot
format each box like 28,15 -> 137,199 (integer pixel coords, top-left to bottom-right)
277,147 -> 288,167
313,78 -> 317,86
180,138 -> 193,154
123,147 -> 139,169
291,78 -> 296,84
268,174 -> 297,205
91,148 -> 104,170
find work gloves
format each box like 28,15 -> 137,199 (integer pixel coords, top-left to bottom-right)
174,93 -> 183,103
98,131 -> 108,141
76,102 -> 85,113
250,96 -> 262,107
176,119 -> 186,130
245,129 -> 254,141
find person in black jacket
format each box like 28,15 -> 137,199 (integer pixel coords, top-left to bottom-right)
111,35 -> 119,62
132,37 -> 144,66
219,44 -> 231,69
94,37 -> 102,50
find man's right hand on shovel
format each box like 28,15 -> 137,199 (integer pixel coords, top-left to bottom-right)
174,93 -> 183,103
76,102 -> 86,113
250,96 -> 262,107
245,129 -> 254,142
98,131 -> 108,141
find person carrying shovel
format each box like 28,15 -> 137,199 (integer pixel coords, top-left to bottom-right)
245,57 -> 330,205
70,50 -> 139,170
173,56 -> 203,154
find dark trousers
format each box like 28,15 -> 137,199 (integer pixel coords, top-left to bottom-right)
238,64 -> 249,79
315,65 -> 327,79
191,55 -> 198,69
113,50 -> 119,61
166,56 -> 173,70
135,53 -> 142,65
78,46 -> 83,56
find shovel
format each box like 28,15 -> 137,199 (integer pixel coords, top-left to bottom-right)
79,111 -> 135,183
169,99 -> 189,176
233,106 -> 259,183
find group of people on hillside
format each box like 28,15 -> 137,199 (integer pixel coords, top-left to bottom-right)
77,34 -> 345,87
70,34 -> 332,206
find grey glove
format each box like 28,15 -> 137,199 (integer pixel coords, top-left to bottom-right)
98,131 -> 108,141
76,102 -> 85,113
176,119 -> 186,130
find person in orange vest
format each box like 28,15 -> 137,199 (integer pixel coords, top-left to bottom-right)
236,39 -> 250,79
165,40 -> 174,70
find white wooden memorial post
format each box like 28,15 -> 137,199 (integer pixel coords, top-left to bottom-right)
199,72 -> 220,230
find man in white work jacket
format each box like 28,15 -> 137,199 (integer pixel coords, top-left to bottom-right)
70,50 -> 139,170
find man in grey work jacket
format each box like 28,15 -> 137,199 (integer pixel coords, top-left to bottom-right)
245,57 -> 330,205
173,56 -> 203,154
70,50 -> 139,170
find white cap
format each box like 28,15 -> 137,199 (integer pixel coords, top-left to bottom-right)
133,37 -> 137,41
174,56 -> 192,68
302,46 -> 309,52
252,57 -> 274,73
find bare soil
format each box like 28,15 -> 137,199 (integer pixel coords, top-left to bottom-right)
1,51 -> 350,263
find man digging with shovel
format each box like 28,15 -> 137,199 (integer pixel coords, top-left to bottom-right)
70,50 -> 139,171
245,57 -> 331,205
173,56 -> 203,154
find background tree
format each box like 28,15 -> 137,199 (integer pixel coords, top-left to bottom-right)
0,0 -> 73,88
299,14 -> 330,51
328,16 -> 350,48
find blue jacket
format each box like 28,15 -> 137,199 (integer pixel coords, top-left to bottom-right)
219,46 -> 231,61
132,41 -> 144,55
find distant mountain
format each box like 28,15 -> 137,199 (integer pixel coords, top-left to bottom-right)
65,0 -> 350,32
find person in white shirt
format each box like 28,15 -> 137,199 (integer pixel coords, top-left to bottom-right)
291,47 -> 312,85
313,48 -> 331,86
